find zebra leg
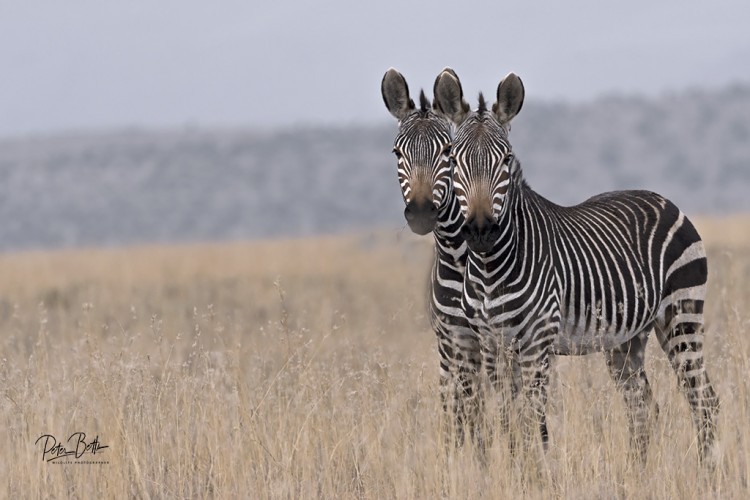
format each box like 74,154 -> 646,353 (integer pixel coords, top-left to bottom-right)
654,298 -> 720,465
481,336 -> 522,453
491,348 -> 522,446
518,341 -> 552,454
439,369 -> 481,448
604,330 -> 657,464
437,337 -> 483,450
440,369 -> 485,458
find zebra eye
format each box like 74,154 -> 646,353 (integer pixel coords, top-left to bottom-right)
441,144 -> 452,157
392,148 -> 403,159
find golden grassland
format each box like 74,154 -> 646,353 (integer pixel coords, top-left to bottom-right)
1,216 -> 749,498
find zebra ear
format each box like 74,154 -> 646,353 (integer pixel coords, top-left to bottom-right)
493,72 -> 524,126
433,67 -> 470,125
381,68 -> 416,121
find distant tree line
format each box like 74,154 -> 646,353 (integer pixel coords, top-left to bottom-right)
0,84 -> 748,252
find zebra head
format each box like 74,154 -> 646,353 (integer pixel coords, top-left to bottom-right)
433,68 -> 525,253
381,68 -> 454,235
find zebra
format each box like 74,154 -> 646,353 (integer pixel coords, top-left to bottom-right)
431,67 -> 720,465
381,68 -> 517,450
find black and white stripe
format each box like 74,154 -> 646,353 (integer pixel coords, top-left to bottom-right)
433,68 -> 719,464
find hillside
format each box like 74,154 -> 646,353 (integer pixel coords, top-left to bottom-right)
1,84 -> 749,252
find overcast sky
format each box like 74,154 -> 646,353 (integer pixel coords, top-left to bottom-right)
1,1 -> 749,137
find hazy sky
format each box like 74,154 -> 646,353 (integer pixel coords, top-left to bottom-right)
1,1 -> 749,137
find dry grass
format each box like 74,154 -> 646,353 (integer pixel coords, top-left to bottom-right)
1,218 -> 749,498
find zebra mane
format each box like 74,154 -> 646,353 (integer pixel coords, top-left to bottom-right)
419,90 -> 430,113
477,92 -> 487,113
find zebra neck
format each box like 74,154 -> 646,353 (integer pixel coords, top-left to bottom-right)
433,193 -> 466,263
469,164 -> 528,276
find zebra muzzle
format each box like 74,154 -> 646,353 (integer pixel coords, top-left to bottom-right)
462,216 -> 501,253
404,200 -> 438,235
